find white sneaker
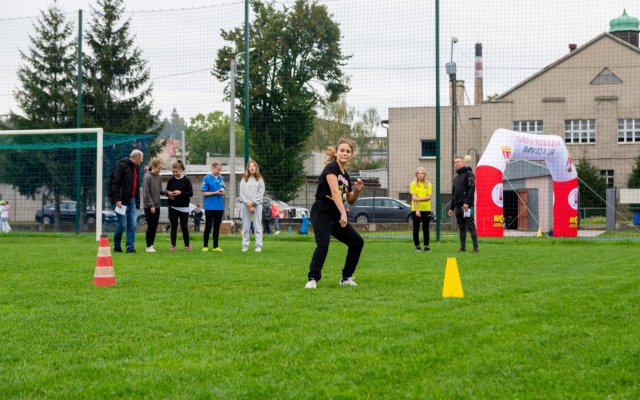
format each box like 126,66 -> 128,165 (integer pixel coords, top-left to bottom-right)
242,247 -> 248,252
275,231 -> 280,235
145,246 -> 156,253
305,279 -> 317,289
340,277 -> 357,286
255,247 -> 262,252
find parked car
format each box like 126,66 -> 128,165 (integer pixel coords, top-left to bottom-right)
233,197 -> 309,220
135,197 -> 196,225
35,201 -> 117,225
347,197 -> 412,224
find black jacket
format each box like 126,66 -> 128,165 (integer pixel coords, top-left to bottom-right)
109,157 -> 141,208
450,166 -> 475,210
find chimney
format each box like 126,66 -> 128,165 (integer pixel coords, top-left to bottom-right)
456,80 -> 465,106
474,43 -> 483,105
568,43 -> 577,52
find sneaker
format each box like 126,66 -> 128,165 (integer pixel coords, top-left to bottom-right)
212,247 -> 223,252
126,249 -> 136,253
185,246 -> 192,252
146,246 -> 156,253
170,246 -> 176,252
275,231 -> 280,235
424,246 -> 431,252
114,247 -> 123,253
255,247 -> 262,252
242,247 -> 248,252
458,248 -> 466,252
305,279 -> 317,289
473,248 -> 479,253
201,247 -> 209,252
415,246 -> 421,252
340,277 -> 358,286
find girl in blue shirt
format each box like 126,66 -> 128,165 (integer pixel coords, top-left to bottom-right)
201,161 -> 226,251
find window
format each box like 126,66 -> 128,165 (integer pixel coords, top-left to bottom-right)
564,119 -> 596,144
617,119 -> 640,143
357,198 -> 372,207
600,170 -> 614,189
421,140 -> 436,157
513,120 -> 544,134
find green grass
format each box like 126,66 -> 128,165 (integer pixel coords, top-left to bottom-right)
1,232 -> 639,399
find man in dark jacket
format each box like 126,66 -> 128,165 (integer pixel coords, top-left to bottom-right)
448,156 -> 479,252
109,149 -> 144,253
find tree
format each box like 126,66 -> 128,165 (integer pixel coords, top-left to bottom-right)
184,111 -> 244,164
159,108 -> 187,139
628,154 -> 640,188
310,87 -> 382,171
576,156 -> 607,208
2,2 -> 78,229
213,0 -> 349,202
83,0 -> 159,136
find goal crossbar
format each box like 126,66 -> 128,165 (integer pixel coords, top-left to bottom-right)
0,128 -> 104,241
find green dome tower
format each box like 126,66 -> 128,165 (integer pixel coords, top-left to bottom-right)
609,9 -> 639,46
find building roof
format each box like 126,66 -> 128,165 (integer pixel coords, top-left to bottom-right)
493,32 -> 640,100
610,9 -> 639,33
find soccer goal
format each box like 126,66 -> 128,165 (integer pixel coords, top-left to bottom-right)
0,128 -> 154,241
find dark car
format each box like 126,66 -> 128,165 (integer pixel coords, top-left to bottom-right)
35,201 -> 117,225
347,197 -> 412,224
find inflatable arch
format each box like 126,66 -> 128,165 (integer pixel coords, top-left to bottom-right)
476,129 -> 578,237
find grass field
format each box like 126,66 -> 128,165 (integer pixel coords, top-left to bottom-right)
0,232 -> 638,399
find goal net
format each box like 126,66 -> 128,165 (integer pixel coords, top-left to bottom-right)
0,128 -> 155,240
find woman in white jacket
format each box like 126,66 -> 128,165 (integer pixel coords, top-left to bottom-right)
239,160 -> 265,252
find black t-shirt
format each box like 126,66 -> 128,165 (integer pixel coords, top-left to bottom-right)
315,162 -> 351,210
166,176 -> 193,208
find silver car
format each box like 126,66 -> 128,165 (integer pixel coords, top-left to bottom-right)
347,197 -> 412,224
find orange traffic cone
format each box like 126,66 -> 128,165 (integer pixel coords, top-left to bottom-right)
94,234 -> 116,286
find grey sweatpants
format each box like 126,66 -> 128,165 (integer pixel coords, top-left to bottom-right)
241,203 -> 263,249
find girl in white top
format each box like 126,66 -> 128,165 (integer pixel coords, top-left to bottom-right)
239,160 -> 265,252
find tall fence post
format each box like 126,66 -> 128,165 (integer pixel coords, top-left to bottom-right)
75,9 -> 84,235
606,188 -> 616,231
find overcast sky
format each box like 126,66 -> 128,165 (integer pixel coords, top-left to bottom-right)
2,0 -> 638,131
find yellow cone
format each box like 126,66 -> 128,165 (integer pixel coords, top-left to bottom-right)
536,227 -> 542,237
442,257 -> 464,298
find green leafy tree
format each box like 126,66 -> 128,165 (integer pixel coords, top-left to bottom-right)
628,154 -> 640,188
159,108 -> 187,139
576,156 -> 607,208
310,89 -> 382,171
2,2 -> 78,229
213,0 -> 349,202
185,111 -> 244,164
83,0 -> 159,136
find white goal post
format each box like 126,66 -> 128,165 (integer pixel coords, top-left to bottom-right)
0,128 -> 104,241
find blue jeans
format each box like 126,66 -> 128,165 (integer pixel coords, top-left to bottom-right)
114,198 -> 137,251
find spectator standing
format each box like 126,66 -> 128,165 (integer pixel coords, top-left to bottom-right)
271,201 -> 281,235
109,149 -> 144,253
239,160 -> 265,252
191,204 -> 203,233
201,161 -> 225,252
305,138 -> 364,289
448,156 -> 479,252
142,158 -> 166,252
0,201 -> 10,233
410,167 -> 433,252
166,160 -> 193,252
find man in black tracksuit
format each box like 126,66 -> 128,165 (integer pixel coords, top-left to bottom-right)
448,156 -> 479,252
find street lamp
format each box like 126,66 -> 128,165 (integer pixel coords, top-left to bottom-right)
446,37 -> 458,180
381,119 -> 389,195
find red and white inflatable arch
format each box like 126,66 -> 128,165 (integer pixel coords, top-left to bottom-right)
476,129 -> 578,237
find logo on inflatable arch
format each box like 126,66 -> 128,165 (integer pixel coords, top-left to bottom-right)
567,156 -> 573,173
491,183 -> 503,207
501,146 -> 511,160
568,188 -> 579,210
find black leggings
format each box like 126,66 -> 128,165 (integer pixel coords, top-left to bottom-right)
169,208 -> 190,247
308,202 -> 364,282
144,207 -> 160,247
412,211 -> 431,247
203,210 -> 224,248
